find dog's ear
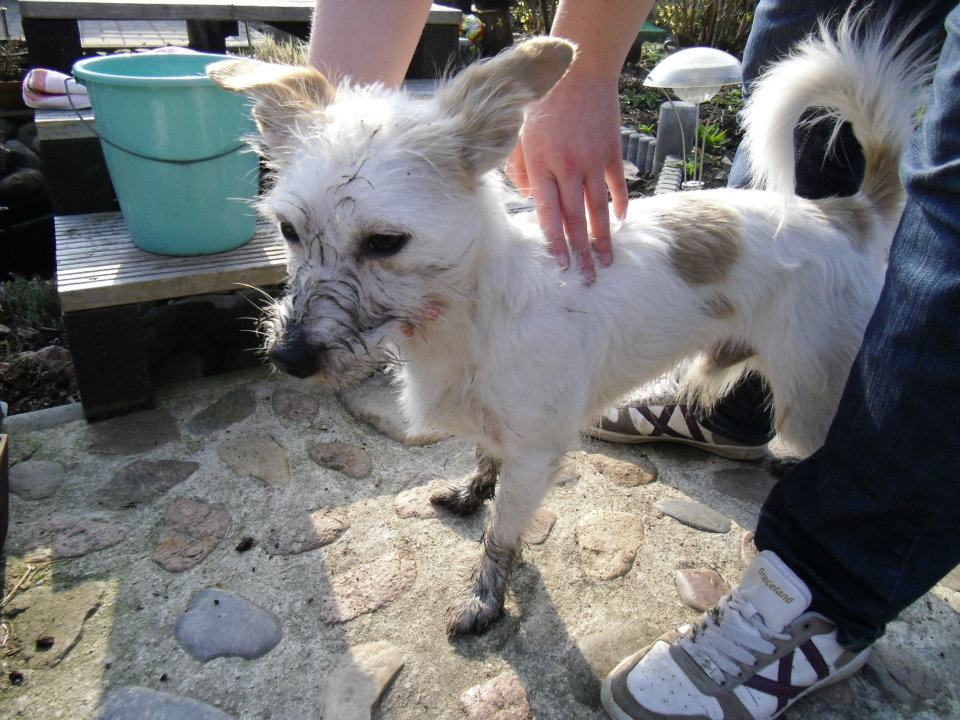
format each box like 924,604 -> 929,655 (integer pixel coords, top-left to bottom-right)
436,37 -> 576,175
207,59 -> 335,155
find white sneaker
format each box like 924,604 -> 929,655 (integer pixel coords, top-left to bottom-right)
602,551 -> 871,720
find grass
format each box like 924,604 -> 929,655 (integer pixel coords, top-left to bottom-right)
0,276 -> 62,333
248,36 -> 308,66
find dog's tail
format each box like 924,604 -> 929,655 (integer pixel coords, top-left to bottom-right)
741,9 -> 934,231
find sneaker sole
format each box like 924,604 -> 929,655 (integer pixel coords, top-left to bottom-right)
584,427 -> 768,461
600,647 -> 871,720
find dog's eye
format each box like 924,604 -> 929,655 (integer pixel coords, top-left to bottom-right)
364,233 -> 409,257
278,220 -> 300,244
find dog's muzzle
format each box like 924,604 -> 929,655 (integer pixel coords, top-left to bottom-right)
268,323 -> 320,379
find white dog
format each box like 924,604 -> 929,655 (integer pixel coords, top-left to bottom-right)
208,14 -> 929,634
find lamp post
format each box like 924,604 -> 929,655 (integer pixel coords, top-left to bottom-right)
643,47 -> 742,189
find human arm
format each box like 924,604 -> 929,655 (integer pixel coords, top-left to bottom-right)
308,0 -> 434,87
507,0 -> 655,282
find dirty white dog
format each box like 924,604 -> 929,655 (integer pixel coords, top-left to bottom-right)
208,16 -> 928,635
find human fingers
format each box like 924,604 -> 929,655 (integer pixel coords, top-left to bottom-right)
606,158 -> 630,222
584,171 -> 613,268
505,144 -> 532,197
558,176 -> 596,284
529,169 -> 569,271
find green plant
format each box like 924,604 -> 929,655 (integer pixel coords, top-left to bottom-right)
511,0 -> 558,34
0,276 -> 62,330
0,39 -> 28,82
249,36 -> 308,66
698,123 -> 728,149
656,0 -> 754,54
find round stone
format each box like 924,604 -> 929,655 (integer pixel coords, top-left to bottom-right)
524,507 -> 557,545
152,498 -> 229,573
7,582 -> 106,667
590,454 -> 658,487
321,642 -> 405,719
10,460 -> 65,500
336,373 -> 442,446
175,588 -> 282,662
98,459 -> 199,510
94,686 -> 232,720
393,480 -> 442,519
309,441 -> 372,479
460,672 -> 530,720
575,509 -> 644,580
217,435 -> 290,487
87,409 -> 180,456
322,552 -> 417,624
675,568 -> 729,612
657,498 -> 731,534
566,620 -> 660,709
187,388 -> 257,435
20,517 -> 125,561
740,531 -> 758,565
271,387 -> 320,421
265,509 -> 348,556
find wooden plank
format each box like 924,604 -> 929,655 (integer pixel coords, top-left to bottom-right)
55,212 -> 287,311
21,1 -> 461,25
63,304 -> 153,420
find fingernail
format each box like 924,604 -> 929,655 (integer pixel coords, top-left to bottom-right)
583,270 -> 596,286
556,253 -> 570,271
597,251 -> 612,267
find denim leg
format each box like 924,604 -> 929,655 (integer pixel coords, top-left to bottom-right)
756,3 -> 960,650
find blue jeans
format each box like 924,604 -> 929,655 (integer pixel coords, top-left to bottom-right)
718,0 -> 960,650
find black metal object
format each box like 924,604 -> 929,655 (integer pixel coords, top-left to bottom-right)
38,136 -> 116,216
22,17 -> 83,74
63,304 -> 154,421
185,20 -> 240,54
406,23 -> 461,79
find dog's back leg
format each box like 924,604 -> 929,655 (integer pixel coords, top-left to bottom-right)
446,446 -> 559,635
431,445 -> 499,516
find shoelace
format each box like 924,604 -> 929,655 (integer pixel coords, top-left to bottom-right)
678,589 -> 791,684
602,367 -> 689,422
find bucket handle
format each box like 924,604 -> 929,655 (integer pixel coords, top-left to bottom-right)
66,77 -> 246,166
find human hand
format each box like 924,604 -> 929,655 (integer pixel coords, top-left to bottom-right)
506,68 -> 629,284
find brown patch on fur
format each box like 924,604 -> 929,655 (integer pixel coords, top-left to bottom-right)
859,142 -> 904,229
701,293 -> 736,319
816,195 -> 874,253
207,59 -> 334,148
659,200 -> 742,285
706,339 -> 755,370
436,38 -> 574,175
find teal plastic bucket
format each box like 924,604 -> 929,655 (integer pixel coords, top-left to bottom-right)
72,53 -> 257,256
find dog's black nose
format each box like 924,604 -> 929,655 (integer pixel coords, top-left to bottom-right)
268,324 -> 318,378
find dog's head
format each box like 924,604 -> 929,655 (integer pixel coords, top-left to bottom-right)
208,38 -> 574,382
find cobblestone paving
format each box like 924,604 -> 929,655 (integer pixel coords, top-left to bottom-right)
1,368 -> 958,719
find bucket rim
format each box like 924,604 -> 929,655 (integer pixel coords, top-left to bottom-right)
72,52 -> 232,87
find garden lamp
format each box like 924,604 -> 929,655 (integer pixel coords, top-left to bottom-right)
644,47 -> 742,188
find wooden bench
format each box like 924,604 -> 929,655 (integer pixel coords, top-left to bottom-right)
56,213 -> 285,421
19,0 -> 462,78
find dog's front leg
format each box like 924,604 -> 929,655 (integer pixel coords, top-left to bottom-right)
446,448 -> 557,635
431,445 -> 499,516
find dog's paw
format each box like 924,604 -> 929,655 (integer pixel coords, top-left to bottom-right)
430,482 -> 484,516
445,594 -> 503,636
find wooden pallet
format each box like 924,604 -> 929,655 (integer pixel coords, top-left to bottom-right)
56,212 -> 285,312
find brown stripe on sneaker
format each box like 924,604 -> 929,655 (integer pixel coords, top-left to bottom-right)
657,199 -> 742,285
799,639 -> 830,680
679,405 -> 708,443
705,339 -> 755,370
